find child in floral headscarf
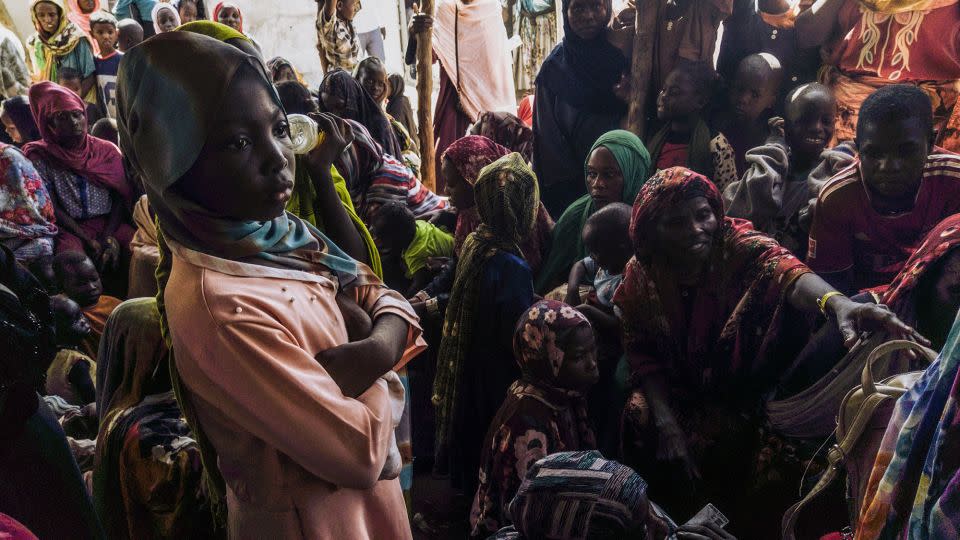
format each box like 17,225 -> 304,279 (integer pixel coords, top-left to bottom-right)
470,299 -> 600,537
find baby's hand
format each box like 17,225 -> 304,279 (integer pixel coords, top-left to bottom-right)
336,289 -> 372,342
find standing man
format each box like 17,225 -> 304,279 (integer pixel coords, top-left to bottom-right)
353,0 -> 388,61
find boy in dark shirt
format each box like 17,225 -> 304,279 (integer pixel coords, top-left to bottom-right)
808,85 -> 960,292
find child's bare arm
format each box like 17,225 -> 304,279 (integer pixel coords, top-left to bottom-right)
565,260 -> 588,306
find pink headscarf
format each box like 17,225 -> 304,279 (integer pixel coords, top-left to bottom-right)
66,0 -> 101,54
22,82 -> 131,207
442,135 -> 510,186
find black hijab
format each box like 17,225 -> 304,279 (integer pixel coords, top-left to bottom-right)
536,0 -> 627,115
319,69 -> 403,159
1,96 -> 41,144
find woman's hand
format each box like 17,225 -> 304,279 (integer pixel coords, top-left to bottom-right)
99,236 -> 120,271
82,235 -> 102,259
304,113 -> 355,170
612,72 -> 631,104
658,423 -> 700,482
410,5 -> 433,34
829,296 -> 930,348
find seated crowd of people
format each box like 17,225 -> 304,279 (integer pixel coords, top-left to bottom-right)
3,0 -> 960,539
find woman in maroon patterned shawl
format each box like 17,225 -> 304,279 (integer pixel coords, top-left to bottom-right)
612,166 -> 923,534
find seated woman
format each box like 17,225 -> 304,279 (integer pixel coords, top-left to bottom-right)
334,120 -> 446,223
432,153 -> 538,498
116,32 -> 426,537
1,96 -> 41,146
0,142 -> 58,269
535,130 -> 650,294
612,166 -> 923,536
857,261 -> 960,538
319,69 -> 403,160
470,300 -> 600,537
93,298 -> 213,540
24,82 -> 133,266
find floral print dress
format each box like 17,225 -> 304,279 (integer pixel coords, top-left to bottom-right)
469,300 -> 597,537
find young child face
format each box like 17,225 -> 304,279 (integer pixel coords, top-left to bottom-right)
52,295 -> 92,345
566,0 -> 608,41
1,112 -> 21,144
58,75 -> 83,95
785,89 -> 836,157
175,67 -> 296,222
34,2 -> 61,34
369,213 -> 409,258
358,66 -> 388,105
657,71 -> 704,122
156,9 -> 179,33
585,146 -> 624,209
217,6 -> 242,30
730,63 -> 779,123
61,259 -> 103,309
556,325 -> 600,392
337,0 -> 362,21
91,22 -> 118,54
179,2 -> 199,23
584,224 -> 632,275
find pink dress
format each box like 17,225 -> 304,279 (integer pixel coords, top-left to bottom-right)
164,241 -> 426,539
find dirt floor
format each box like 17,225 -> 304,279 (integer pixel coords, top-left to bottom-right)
410,461 -> 472,540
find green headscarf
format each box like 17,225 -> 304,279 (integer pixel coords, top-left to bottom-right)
534,130 -> 651,293
287,160 -> 383,277
432,153 -> 539,456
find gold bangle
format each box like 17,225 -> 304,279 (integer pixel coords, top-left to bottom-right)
817,291 -> 845,316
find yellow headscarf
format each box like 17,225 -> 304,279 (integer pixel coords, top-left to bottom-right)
27,0 -> 85,83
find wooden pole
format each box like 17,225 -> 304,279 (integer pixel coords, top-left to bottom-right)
625,0 -> 660,139
415,1 -> 437,193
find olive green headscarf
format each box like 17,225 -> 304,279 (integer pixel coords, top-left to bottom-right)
534,130 -> 651,293
432,153 -> 540,455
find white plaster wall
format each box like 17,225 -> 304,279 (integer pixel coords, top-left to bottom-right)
1,0 -> 410,89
